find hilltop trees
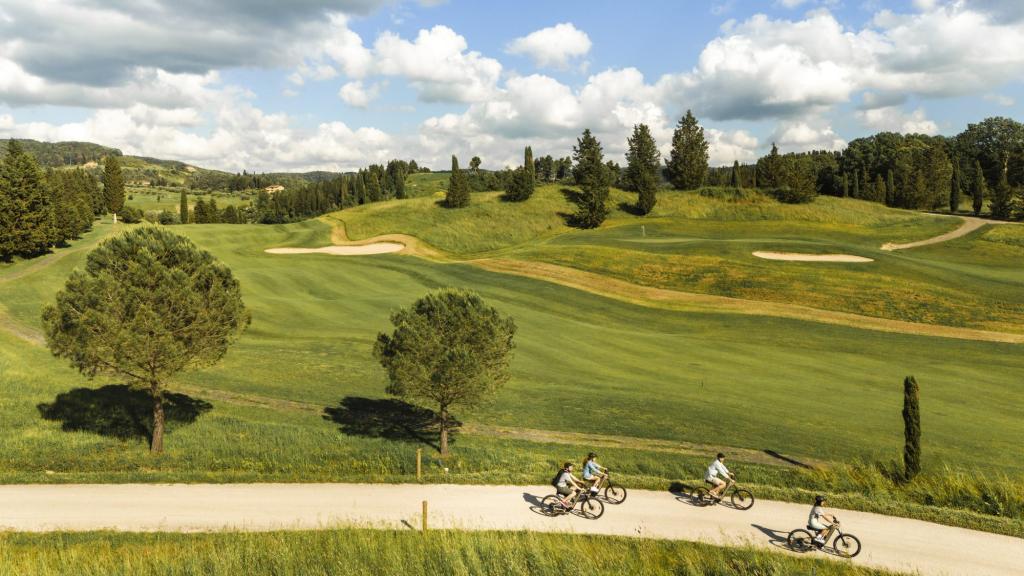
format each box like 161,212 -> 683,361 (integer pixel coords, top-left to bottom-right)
445,155 -> 471,208
666,110 -> 709,190
48,170 -> 95,245
103,155 -> 125,214
572,129 -> 610,228
971,160 -> 987,216
504,146 -> 536,202
0,140 -> 53,259
374,289 -> 516,456
42,227 -> 249,453
469,156 -> 481,173
624,124 -> 660,215
991,165 -> 1014,220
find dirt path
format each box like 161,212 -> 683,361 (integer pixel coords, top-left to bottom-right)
881,216 -> 1007,251
0,483 -> 1019,575
266,244 -> 404,256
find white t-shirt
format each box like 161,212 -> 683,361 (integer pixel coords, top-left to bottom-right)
808,505 -> 824,525
556,471 -> 573,488
705,459 -> 730,481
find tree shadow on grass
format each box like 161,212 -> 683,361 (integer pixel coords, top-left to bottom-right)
37,385 -> 212,443
617,201 -> 646,216
323,396 -> 458,452
557,188 -> 587,227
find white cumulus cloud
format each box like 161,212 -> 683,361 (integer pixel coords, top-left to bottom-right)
506,23 -> 592,69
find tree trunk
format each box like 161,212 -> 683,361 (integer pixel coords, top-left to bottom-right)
150,380 -> 165,454
439,406 -> 449,457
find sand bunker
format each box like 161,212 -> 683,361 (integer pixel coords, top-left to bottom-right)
752,251 -> 873,263
265,243 -> 404,256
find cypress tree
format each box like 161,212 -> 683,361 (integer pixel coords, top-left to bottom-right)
504,147 -> 535,202
367,171 -> 383,203
445,156 -> 470,208
0,139 -> 53,258
179,189 -> 189,224
624,123 -> 660,215
971,160 -> 986,216
991,164 -> 1013,220
950,161 -> 962,214
524,146 -> 535,189
853,170 -> 860,199
665,110 -> 709,190
886,169 -> 895,206
729,160 -> 741,188
103,155 -> 125,214
355,172 -> 367,205
873,173 -> 885,204
842,173 -> 849,198
902,376 -> 922,481
571,129 -> 609,228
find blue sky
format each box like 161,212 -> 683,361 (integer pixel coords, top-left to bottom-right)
0,0 -> 1021,171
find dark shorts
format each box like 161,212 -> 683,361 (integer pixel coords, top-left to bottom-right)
556,485 -> 573,496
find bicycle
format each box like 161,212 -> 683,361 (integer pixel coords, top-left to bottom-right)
694,477 -> 755,510
787,517 -> 862,558
584,469 -> 627,504
542,488 -> 606,519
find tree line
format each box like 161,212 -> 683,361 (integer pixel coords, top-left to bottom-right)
0,140 -> 120,260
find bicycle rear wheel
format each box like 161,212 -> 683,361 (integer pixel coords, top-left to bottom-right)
604,483 -> 627,504
580,497 -> 605,519
694,487 -> 715,506
787,529 -> 814,553
730,488 -> 755,510
834,534 -> 862,558
541,495 -> 567,516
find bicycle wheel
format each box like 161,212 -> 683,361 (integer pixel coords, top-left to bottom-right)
604,483 -> 627,504
787,529 -> 815,553
541,495 -> 567,516
694,487 -> 714,506
834,534 -> 862,558
580,497 -> 605,519
730,488 -> 755,510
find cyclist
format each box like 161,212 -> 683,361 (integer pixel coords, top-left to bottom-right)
554,461 -> 584,509
581,452 -> 608,496
705,452 -> 735,500
808,495 -> 837,545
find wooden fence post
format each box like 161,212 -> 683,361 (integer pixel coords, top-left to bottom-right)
422,500 -> 428,534
416,448 -> 422,482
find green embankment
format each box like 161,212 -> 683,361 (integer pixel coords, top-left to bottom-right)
0,217 -> 1021,535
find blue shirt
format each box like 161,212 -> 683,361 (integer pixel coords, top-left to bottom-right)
583,460 -> 600,479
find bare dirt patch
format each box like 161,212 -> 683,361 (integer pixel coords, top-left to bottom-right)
752,251 -> 874,263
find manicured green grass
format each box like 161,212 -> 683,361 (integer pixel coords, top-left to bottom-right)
0,529 -> 900,576
404,171 -> 452,199
336,186 -> 1024,330
126,189 -> 252,214
1,218 -> 1023,535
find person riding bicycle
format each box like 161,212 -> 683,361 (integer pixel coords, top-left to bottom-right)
808,495 -> 838,545
555,462 -> 584,508
581,452 -> 608,495
705,452 -> 735,500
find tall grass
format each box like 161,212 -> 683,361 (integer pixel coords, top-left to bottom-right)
0,529 -> 902,576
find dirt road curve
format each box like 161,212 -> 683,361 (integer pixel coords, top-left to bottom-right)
881,216 -> 1005,251
1,484 -> 1020,575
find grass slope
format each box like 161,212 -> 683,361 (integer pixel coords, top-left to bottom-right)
0,530 -> 900,576
335,186 -> 1024,331
0,220 -> 1022,535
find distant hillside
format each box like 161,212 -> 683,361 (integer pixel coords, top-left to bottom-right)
9,139 -> 121,168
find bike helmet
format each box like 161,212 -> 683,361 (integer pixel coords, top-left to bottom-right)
814,495 -> 827,505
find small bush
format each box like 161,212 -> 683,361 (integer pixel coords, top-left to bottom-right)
768,186 -> 816,204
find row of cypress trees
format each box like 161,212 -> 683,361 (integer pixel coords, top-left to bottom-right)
0,140 -> 118,260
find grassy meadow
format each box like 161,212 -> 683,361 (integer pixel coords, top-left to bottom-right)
0,210 -> 1022,535
0,529 -> 901,576
336,185 -> 1024,331
125,189 -> 252,214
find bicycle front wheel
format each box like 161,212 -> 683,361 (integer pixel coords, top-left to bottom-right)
604,483 -> 627,504
730,488 -> 755,510
580,497 -> 605,519
834,534 -> 861,558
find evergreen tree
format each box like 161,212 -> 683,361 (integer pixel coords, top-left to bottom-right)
624,124 -> 660,215
902,376 -> 922,481
525,146 -> 535,188
445,155 -> 470,208
729,160 -> 741,188
504,147 -> 536,202
991,163 -> 1013,220
572,129 -> 609,228
886,169 -> 895,206
179,189 -> 189,224
665,110 -> 709,190
102,155 -> 125,214
207,198 -> 220,223
367,171 -> 383,203
853,170 -> 861,199
873,173 -> 885,204
842,173 -> 849,198
354,172 -> 367,205
0,139 -> 53,258
755,143 -> 786,189
469,156 -> 482,173
950,160 -> 962,214
971,160 -> 987,216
